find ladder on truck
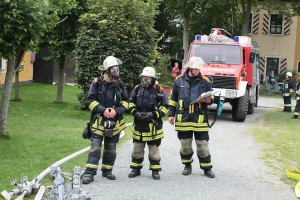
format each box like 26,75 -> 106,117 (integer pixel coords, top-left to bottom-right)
208,28 -> 234,42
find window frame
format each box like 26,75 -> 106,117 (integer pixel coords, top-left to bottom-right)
266,57 -> 280,76
248,13 -> 253,34
269,14 -> 283,35
297,60 -> 300,73
0,58 -> 6,72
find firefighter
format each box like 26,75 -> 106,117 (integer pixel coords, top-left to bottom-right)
292,77 -> 300,119
128,66 -> 169,180
282,71 -> 294,113
82,56 -> 129,184
168,57 -> 215,178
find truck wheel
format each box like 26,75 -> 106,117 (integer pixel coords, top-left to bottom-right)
232,90 -> 249,122
254,85 -> 259,107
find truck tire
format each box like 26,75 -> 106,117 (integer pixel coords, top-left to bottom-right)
232,90 -> 249,122
248,88 -> 255,114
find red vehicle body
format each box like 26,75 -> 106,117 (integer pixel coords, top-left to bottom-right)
182,28 -> 260,122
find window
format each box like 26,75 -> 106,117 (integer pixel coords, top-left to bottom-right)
266,57 -> 279,76
270,14 -> 283,34
248,13 -> 253,33
297,61 -> 300,73
0,58 -> 6,71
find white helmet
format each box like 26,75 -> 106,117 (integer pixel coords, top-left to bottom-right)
99,56 -> 122,71
140,66 -> 156,78
187,57 -> 205,69
286,71 -> 292,77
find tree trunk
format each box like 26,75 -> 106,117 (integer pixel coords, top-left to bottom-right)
0,51 -> 24,134
14,70 -> 20,101
56,56 -> 66,103
0,58 -> 17,134
182,12 -> 191,65
241,0 -> 253,35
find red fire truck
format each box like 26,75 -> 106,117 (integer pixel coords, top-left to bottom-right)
182,28 -> 260,122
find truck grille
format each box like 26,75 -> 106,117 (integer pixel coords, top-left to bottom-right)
209,76 -> 236,89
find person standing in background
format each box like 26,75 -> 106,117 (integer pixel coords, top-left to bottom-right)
172,62 -> 179,78
260,72 -> 265,86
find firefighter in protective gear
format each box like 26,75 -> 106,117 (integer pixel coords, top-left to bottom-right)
292,77 -> 300,119
82,56 -> 129,184
168,57 -> 215,178
282,71 -> 294,113
128,66 -> 169,180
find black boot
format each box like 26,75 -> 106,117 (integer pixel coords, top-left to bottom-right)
182,165 -> 192,175
102,170 -> 116,180
204,169 -> 215,178
128,168 -> 141,178
82,174 -> 94,184
292,115 -> 298,119
152,170 -> 160,180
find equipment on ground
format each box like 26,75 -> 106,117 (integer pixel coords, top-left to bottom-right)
72,166 -> 90,200
182,28 -> 260,122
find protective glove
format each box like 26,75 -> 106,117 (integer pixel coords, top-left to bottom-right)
141,112 -> 153,122
134,112 -> 144,121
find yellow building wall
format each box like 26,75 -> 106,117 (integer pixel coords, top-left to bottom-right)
0,51 -> 33,85
253,10 -> 298,72
294,16 -> 300,72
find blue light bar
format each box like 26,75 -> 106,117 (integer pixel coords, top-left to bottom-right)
234,36 -> 239,42
195,35 -> 201,41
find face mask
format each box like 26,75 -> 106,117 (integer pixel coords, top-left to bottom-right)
109,66 -> 119,79
141,77 -> 152,87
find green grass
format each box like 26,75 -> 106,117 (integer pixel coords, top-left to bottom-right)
250,108 -> 300,189
0,83 -> 134,199
0,83 -> 299,199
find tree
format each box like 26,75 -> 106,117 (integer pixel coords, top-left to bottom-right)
75,0 -> 159,108
0,0 -> 57,134
39,0 -> 88,103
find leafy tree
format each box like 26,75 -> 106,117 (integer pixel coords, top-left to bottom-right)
0,0 -> 56,134
39,0 -> 88,103
75,0 -> 158,108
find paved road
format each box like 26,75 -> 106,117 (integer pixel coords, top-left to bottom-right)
81,97 -> 297,200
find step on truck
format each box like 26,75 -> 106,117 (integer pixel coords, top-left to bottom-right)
181,28 -> 260,122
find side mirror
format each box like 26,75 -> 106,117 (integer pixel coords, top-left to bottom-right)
180,49 -> 184,60
249,52 -> 255,63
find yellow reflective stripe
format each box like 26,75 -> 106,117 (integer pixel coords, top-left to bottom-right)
182,158 -> 194,163
159,106 -> 168,114
286,104 -> 292,107
294,112 -> 299,116
122,101 -> 129,109
132,129 -> 164,141
169,100 -> 177,107
297,97 -> 300,100
177,114 -> 182,122
200,162 -> 213,167
131,162 -> 143,167
86,164 -> 98,169
179,100 -> 183,110
129,102 -> 136,109
89,101 -> 99,111
155,111 -> 159,118
102,164 -> 113,169
150,165 -> 161,169
198,115 -> 204,123
290,89 -> 294,92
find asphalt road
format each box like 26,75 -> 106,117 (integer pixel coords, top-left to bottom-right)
81,97 -> 298,200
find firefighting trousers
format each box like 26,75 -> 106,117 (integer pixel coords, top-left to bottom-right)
84,133 -> 120,175
283,96 -> 292,112
177,131 -> 212,170
130,139 -> 162,171
294,100 -> 300,117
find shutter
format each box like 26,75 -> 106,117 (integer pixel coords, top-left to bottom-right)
283,21 -> 290,35
260,57 -> 266,73
280,58 -> 287,73
262,14 -> 269,35
252,13 -> 259,34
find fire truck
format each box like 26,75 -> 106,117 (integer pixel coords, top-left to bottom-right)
182,28 -> 260,122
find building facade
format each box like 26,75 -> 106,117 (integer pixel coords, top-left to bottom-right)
249,9 -> 300,79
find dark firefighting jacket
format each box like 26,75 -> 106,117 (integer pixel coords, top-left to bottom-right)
87,77 -> 129,136
282,78 -> 294,97
168,70 -> 212,132
128,84 -> 169,141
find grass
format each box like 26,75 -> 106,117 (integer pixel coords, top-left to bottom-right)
0,83 -> 134,199
0,83 -> 299,199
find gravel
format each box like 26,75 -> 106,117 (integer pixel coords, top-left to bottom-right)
81,97 -> 298,200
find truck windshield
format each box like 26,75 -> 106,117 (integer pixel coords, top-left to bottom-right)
189,44 -> 241,65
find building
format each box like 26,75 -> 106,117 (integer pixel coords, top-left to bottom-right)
0,51 -> 34,86
249,9 -> 300,79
